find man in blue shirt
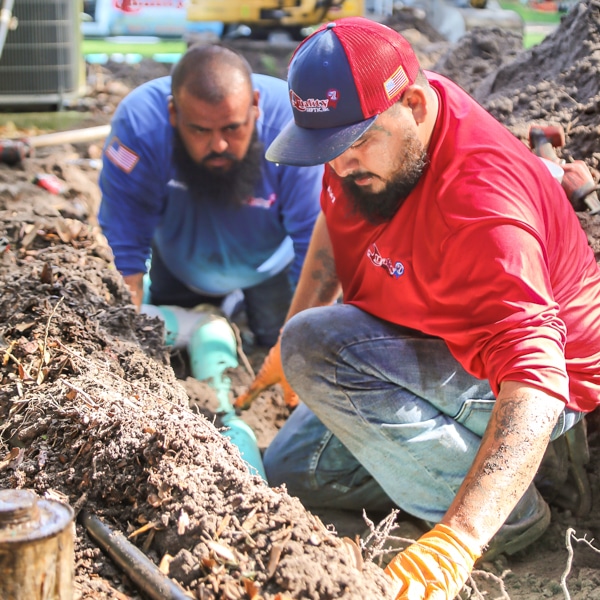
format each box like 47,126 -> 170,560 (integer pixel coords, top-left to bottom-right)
98,44 -> 323,346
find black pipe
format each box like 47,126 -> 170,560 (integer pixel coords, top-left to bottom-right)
79,511 -> 193,600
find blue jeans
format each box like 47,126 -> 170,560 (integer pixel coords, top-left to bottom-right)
149,244 -> 293,346
264,304 -> 583,522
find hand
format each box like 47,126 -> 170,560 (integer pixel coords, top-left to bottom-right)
384,524 -> 480,600
234,338 -> 299,409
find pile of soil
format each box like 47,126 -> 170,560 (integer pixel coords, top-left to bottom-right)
1,3 -> 600,599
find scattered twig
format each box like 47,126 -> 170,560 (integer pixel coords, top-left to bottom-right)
561,527 -> 600,599
468,568 -> 512,599
71,491 -> 89,518
360,509 -> 418,566
62,380 -> 98,408
230,321 -> 255,379
37,297 -> 64,382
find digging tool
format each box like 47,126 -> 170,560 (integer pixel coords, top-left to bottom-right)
79,511 -> 193,600
0,124 -> 111,166
528,124 -> 600,214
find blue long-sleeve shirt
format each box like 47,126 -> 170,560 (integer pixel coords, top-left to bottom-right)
98,74 -> 322,295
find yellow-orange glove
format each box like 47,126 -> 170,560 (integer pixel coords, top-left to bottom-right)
384,523 -> 480,600
234,338 -> 299,409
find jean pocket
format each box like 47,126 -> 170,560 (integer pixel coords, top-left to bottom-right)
453,398 -> 495,437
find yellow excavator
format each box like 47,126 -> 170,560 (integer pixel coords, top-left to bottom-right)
187,0 -> 524,44
187,0 -> 365,40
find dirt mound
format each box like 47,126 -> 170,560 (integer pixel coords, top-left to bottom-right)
471,0 -> 600,169
433,26 -> 524,95
0,149 -> 392,599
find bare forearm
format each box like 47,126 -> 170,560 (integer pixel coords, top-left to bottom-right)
442,381 -> 565,553
286,212 -> 341,321
123,272 -> 144,311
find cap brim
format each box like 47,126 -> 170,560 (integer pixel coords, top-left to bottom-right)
266,115 -> 378,167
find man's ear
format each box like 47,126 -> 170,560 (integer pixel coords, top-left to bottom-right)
403,86 -> 428,125
253,89 -> 260,121
168,95 -> 177,128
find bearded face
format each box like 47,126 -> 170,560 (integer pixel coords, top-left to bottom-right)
172,127 -> 264,208
340,126 -> 428,224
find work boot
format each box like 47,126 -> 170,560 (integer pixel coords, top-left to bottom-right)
479,483 -> 551,562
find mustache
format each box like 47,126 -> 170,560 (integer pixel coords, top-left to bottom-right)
202,151 -> 238,164
342,171 -> 378,184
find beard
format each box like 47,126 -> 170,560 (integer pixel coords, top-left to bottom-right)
341,132 -> 429,225
172,128 -> 264,209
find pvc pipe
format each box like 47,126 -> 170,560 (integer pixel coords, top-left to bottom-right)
219,411 -> 268,480
188,317 -> 238,401
140,304 -> 213,349
27,125 -> 111,148
140,304 -> 267,480
188,317 -> 267,481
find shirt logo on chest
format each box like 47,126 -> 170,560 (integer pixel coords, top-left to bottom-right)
246,193 -> 277,209
367,244 -> 405,279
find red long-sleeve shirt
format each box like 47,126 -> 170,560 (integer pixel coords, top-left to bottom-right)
322,72 -> 600,412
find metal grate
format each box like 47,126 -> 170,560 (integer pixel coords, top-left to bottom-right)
0,0 -> 83,106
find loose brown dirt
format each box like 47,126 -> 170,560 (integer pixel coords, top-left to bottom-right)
1,2 -> 600,599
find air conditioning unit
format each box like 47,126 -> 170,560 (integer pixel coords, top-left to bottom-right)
0,0 -> 85,109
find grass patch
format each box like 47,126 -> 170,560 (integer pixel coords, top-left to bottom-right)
523,30 -> 549,47
83,38 -> 186,57
498,1 -> 564,23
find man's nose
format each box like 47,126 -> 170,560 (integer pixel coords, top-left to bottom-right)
210,132 -> 229,154
329,149 -> 359,178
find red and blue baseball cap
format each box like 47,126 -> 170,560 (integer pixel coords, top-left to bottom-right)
266,17 -> 421,167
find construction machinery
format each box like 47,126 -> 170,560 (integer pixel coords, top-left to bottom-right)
186,0 -> 365,40
186,0 -> 523,43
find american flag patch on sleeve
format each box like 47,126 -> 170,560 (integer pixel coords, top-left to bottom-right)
105,137 -> 139,173
384,66 -> 409,100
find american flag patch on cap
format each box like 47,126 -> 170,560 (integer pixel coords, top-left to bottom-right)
384,66 -> 409,100
105,137 -> 139,173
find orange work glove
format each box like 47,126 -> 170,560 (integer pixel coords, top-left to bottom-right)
384,523 -> 480,600
234,338 -> 299,409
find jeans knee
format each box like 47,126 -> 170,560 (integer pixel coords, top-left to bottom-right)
283,309 -> 318,350
281,307 -> 334,381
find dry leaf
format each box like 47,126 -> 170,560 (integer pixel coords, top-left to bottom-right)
158,553 -> 173,575
147,493 -> 162,507
0,447 -> 23,472
177,509 -> 190,535
242,577 -> 261,599
342,537 -> 364,570
207,540 -> 236,564
39,262 -> 53,284
215,513 -> 231,538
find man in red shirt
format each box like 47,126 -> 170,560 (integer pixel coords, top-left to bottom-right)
236,17 -> 600,598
